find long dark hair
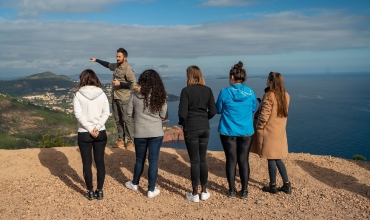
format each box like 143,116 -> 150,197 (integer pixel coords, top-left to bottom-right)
230,61 -> 246,83
75,69 -> 102,93
137,69 -> 167,113
267,72 -> 288,117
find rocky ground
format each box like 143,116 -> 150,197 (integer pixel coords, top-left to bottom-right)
0,147 -> 369,219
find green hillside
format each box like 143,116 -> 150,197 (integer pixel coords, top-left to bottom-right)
0,71 -> 77,97
0,94 -> 116,149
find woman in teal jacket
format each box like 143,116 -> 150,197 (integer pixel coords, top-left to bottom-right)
216,61 -> 257,199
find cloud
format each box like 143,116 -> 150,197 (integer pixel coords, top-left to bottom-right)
201,0 -> 256,7
1,0 -> 141,17
0,10 -> 369,76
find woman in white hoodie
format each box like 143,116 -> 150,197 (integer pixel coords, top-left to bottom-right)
73,69 -> 110,200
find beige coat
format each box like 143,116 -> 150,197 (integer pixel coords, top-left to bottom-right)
251,92 -> 290,159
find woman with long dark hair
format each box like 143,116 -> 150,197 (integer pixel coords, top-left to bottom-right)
216,61 -> 258,200
73,69 -> 110,200
125,69 -> 168,198
178,65 -> 216,202
256,72 -> 291,194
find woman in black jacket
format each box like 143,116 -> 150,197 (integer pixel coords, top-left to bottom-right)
178,65 -> 216,202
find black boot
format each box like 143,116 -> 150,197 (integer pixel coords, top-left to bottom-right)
262,183 -> 278,194
87,190 -> 95,200
95,189 -> 104,200
278,182 -> 291,194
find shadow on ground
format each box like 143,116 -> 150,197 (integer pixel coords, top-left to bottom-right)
38,148 -> 85,196
296,159 -> 370,199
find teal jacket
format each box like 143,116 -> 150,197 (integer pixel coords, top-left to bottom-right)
216,84 -> 257,136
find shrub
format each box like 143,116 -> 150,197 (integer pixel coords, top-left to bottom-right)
38,132 -> 69,148
352,154 -> 366,161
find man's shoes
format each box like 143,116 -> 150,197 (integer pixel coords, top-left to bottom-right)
228,189 -> 236,198
126,140 -> 134,150
278,182 -> 292,194
240,190 -> 248,200
262,183 -> 278,194
113,139 -> 124,148
125,181 -> 138,191
185,192 -> 200,202
148,188 -> 160,198
86,190 -> 95,200
94,189 -> 103,200
200,190 -> 210,201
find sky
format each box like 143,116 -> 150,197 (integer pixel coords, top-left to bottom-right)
0,0 -> 369,78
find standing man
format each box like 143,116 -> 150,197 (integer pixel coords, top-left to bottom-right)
90,48 -> 135,150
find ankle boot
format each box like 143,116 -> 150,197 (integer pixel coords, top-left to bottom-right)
95,189 -> 104,200
262,183 -> 278,194
278,182 -> 291,194
87,190 -> 95,200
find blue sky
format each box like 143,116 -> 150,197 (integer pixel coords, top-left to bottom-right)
0,0 -> 369,78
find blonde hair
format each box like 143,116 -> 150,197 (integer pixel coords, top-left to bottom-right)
186,65 -> 206,86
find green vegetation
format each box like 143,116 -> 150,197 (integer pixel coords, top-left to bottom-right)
0,94 -> 117,149
352,154 -> 366,161
38,132 -> 70,148
0,71 -> 77,97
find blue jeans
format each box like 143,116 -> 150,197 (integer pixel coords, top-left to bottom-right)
132,136 -> 163,191
184,129 -> 210,188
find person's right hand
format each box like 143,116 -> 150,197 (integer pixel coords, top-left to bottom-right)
90,57 -> 96,62
90,128 -> 99,138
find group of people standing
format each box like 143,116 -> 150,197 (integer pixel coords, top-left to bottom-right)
73,47 -> 291,202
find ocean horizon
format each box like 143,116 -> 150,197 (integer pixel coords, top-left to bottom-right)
160,73 -> 370,160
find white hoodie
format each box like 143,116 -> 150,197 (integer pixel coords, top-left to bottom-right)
73,86 -> 110,133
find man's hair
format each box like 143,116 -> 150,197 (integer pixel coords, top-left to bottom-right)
117,48 -> 128,57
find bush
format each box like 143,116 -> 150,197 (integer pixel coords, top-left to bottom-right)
352,154 -> 366,161
38,132 -> 69,148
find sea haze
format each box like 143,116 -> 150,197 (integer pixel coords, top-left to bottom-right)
161,73 -> 370,160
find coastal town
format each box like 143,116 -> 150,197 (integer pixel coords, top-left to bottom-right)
20,84 -> 113,114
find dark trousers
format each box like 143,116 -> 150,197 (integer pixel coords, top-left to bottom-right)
184,129 -> 210,188
267,159 -> 289,184
112,99 -> 134,141
132,136 -> 163,191
78,131 -> 107,190
220,135 -> 253,192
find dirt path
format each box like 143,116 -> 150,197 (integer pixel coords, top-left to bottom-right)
0,147 -> 369,219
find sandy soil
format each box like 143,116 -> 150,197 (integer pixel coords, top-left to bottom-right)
0,147 -> 369,219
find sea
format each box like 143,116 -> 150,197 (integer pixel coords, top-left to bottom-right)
159,73 -> 370,160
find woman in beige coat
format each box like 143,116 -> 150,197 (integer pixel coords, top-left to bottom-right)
256,72 -> 291,194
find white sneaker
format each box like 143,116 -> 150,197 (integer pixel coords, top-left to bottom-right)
200,190 -> 210,201
125,181 -> 138,191
186,192 -> 200,202
147,188 -> 160,198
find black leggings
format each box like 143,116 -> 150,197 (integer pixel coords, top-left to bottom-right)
78,131 -> 107,190
267,159 -> 289,184
220,135 -> 253,192
184,129 -> 210,188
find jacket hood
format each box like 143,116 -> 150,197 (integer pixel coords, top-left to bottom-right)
227,84 -> 253,102
78,86 -> 104,100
